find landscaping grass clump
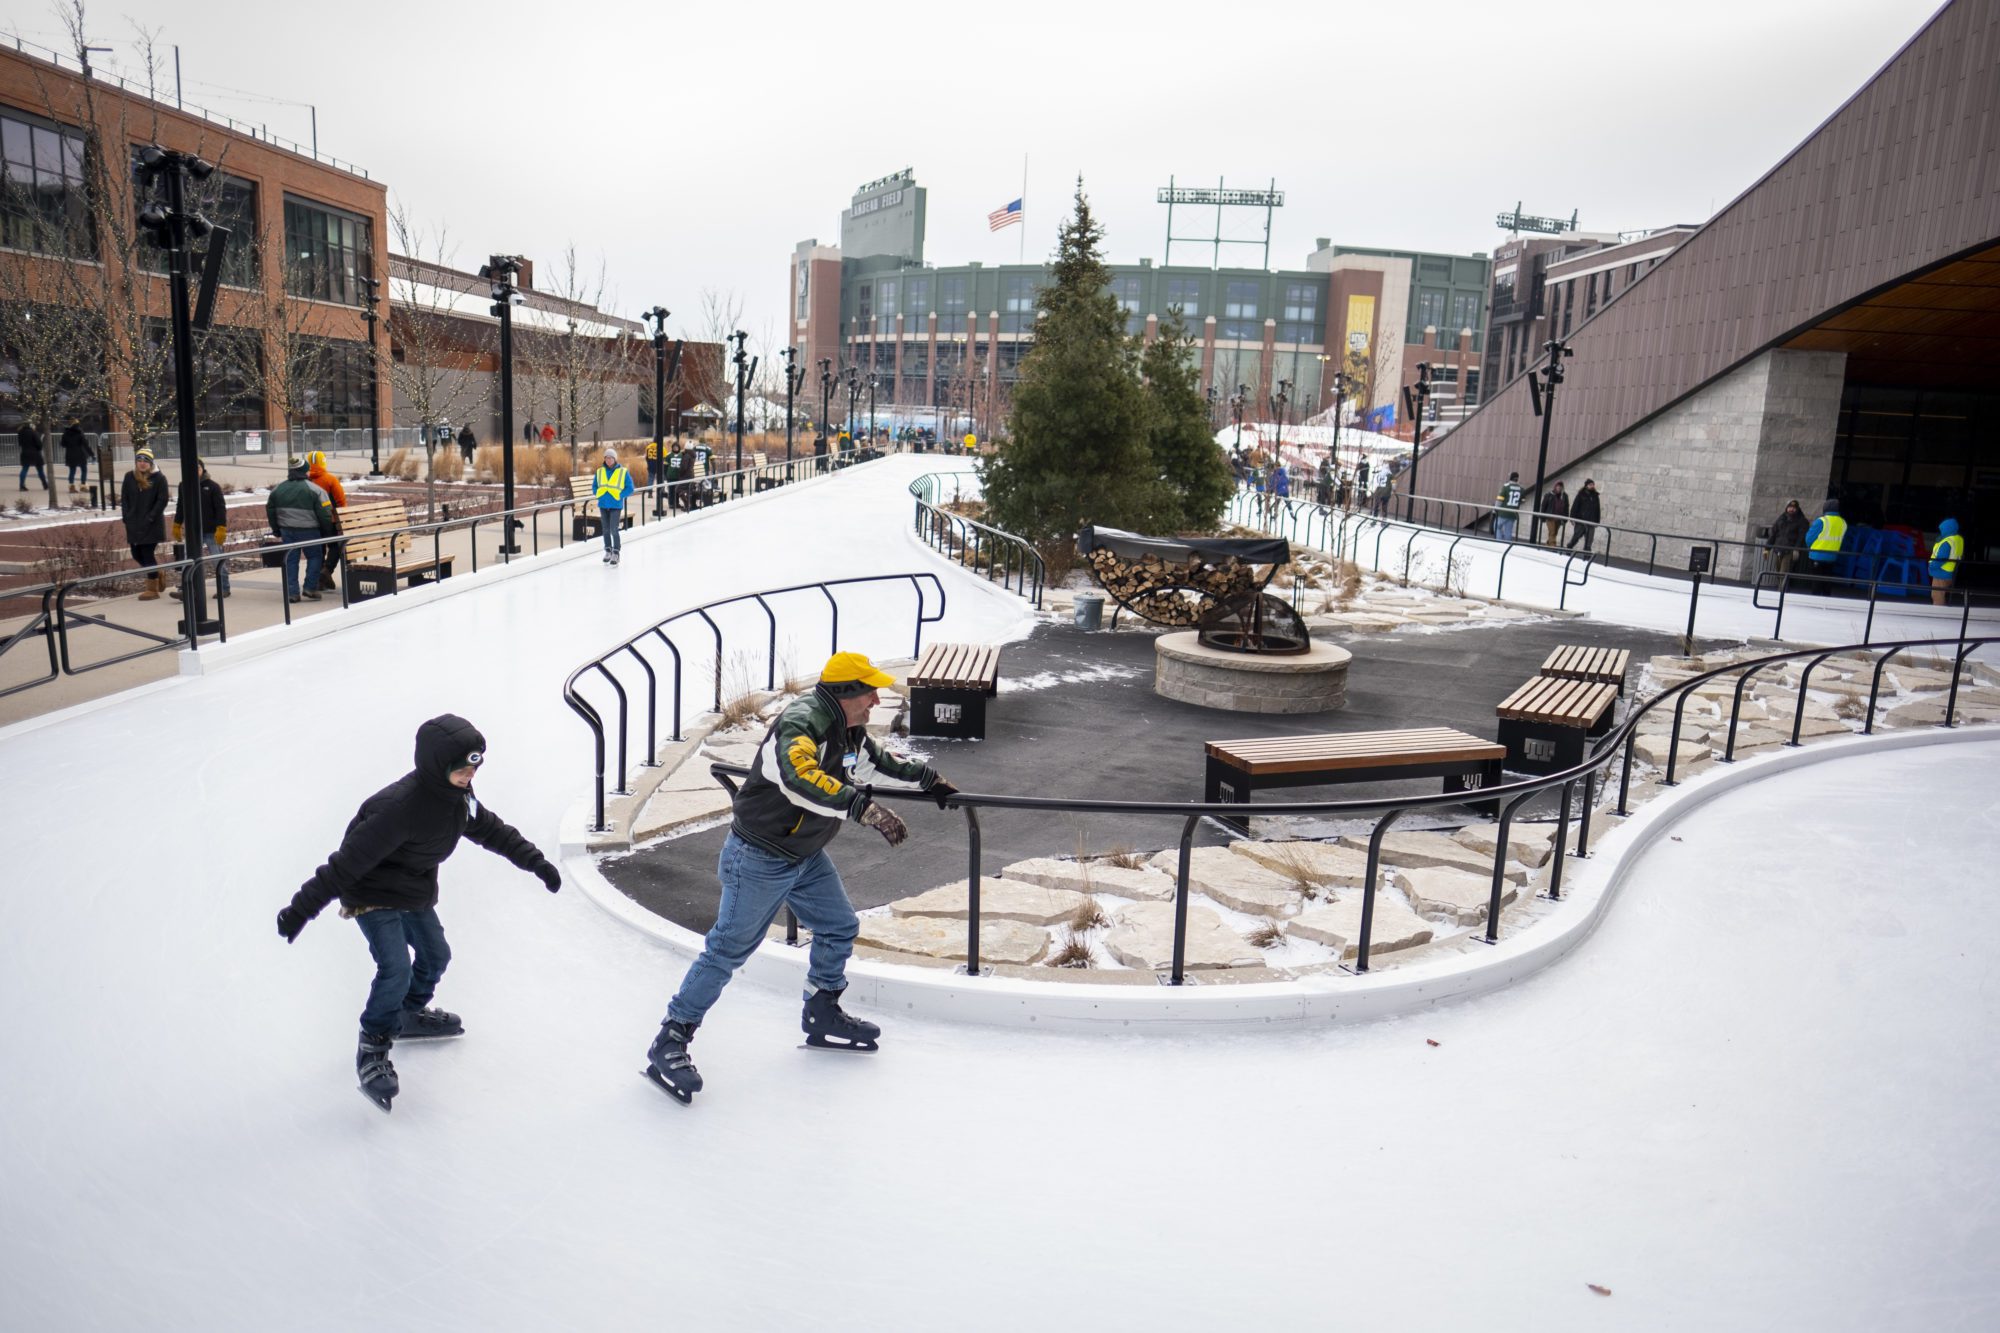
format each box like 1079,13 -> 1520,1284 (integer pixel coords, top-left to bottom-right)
1099,845 -> 1147,870
1318,559 -> 1364,613
1245,921 -> 1286,949
1045,931 -> 1094,969
1067,894 -> 1110,933
1264,842 -> 1327,901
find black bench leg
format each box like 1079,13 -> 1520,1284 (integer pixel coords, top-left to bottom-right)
1206,757 -> 1250,835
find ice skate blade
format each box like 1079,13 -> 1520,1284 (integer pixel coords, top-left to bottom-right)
358,1085 -> 394,1114
801,1036 -> 879,1052
640,1066 -> 695,1105
395,1031 -> 463,1042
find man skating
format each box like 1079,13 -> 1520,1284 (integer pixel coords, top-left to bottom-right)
275,715 -> 562,1112
643,653 -> 958,1104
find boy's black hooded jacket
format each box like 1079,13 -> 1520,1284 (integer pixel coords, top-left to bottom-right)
287,715 -> 547,918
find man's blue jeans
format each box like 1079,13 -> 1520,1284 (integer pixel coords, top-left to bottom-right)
1494,514 -> 1517,544
667,834 -> 859,1026
600,505 -> 623,554
354,906 -> 451,1039
279,527 -> 324,598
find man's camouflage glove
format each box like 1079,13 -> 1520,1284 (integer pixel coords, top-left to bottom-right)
858,799 -> 909,847
925,776 -> 960,810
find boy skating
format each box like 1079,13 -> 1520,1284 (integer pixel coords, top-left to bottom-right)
276,715 -> 562,1112
644,653 -> 957,1104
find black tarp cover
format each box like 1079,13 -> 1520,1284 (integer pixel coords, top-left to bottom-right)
1076,525 -> 1290,566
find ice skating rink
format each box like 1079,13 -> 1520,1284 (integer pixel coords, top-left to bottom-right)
1,455 -> 1995,1331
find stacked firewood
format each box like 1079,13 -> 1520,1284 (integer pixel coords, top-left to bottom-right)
1086,548 -> 1261,626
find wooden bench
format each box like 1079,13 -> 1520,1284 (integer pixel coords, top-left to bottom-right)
1204,727 -> 1506,832
908,642 -> 1003,740
752,449 -> 782,491
1540,644 -> 1631,695
567,473 -> 635,539
1496,675 -> 1619,775
342,499 -> 454,601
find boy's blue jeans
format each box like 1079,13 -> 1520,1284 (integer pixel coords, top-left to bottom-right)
355,907 -> 451,1038
600,505 -> 623,554
667,834 -> 859,1026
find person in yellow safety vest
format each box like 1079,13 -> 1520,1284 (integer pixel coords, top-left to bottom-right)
963,432 -> 977,454
1928,517 -> 1963,606
1803,498 -> 1846,577
593,446 -> 634,566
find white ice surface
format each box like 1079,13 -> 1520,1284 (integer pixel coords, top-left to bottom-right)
2,456 -> 1998,1330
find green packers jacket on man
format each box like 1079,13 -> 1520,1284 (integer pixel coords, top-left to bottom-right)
731,684 -> 936,861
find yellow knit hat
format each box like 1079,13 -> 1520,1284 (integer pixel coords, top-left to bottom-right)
820,652 -> 893,693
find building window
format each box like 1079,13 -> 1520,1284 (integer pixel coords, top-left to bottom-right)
905,275 -> 930,316
1416,289 -> 1445,332
903,342 -> 928,380
141,319 -> 264,432
136,162 -> 259,288
1463,368 -> 1481,404
282,196 -> 373,306
1561,281 -> 1574,338
1165,276 -> 1202,318
1001,274 -> 1038,333
297,336 -> 373,429
856,283 -> 873,326
0,107 -> 93,258
1585,274 -> 1598,318
1279,282 -> 1320,343
1448,293 -> 1478,335
939,275 -> 968,318
1220,281 -> 1260,340
1107,275 -> 1143,335
877,279 -> 897,323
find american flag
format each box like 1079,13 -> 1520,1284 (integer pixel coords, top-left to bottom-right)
987,199 -> 1023,231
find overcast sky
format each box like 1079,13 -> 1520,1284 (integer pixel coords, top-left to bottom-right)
14,0 -> 1949,347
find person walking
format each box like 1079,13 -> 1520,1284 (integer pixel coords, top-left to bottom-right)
266,454 -> 337,604
540,423 -> 556,447
1766,499 -> 1810,577
275,714 -> 563,1112
1566,479 -> 1601,552
592,445 -> 633,565
120,447 -> 172,599
1493,471 -> 1524,543
16,422 -> 49,493
169,458 -> 231,601
1928,517 -> 1964,607
1802,498 -> 1847,582
1315,456 -> 1334,507
305,450 -> 348,591
641,652 -> 958,1104
60,420 -> 90,495
1541,481 -> 1570,546
523,420 -> 535,446
1371,469 -> 1393,518
457,424 -> 477,466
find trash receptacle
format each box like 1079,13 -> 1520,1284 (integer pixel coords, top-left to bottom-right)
1073,591 -> 1104,631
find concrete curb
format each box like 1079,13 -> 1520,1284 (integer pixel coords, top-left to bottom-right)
558,724 -> 1991,1033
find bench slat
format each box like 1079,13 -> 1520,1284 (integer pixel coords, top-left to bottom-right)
1208,727 -> 1504,775
1498,675 -> 1616,727
911,641 -> 1001,691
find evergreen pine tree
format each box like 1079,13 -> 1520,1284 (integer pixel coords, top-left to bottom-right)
1137,305 -> 1233,532
979,179 -> 1159,546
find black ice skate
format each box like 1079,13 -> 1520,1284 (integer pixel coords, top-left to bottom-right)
642,1019 -> 702,1105
356,1033 -> 398,1113
398,1006 -> 464,1041
801,986 -> 880,1052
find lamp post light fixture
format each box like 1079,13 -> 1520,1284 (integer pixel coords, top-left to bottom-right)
817,357 -> 834,460
1231,382 -> 1248,454
843,366 -> 860,451
360,275 -> 383,476
1271,377 -> 1292,460
783,346 -> 804,473
478,254 -> 524,552
866,372 -> 878,451
1399,361 -> 1434,523
642,306 -> 670,515
133,143 -> 228,638
1526,336 -> 1575,536
730,330 -> 754,497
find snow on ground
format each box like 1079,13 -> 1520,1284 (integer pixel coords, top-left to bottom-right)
2,456 -> 1997,1330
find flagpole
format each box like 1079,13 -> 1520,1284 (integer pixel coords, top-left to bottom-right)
1019,154 -> 1027,263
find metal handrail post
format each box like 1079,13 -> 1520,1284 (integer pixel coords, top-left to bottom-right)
1546,781 -> 1574,899
963,806 -> 983,976
1170,815 -> 1199,986
1352,808 -> 1406,973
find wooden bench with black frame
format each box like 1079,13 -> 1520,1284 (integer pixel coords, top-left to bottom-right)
907,642 -> 1003,740
1495,675 -> 1618,776
341,499 -> 454,601
752,449 -> 783,492
1539,645 -> 1631,696
567,473 -> 635,541
1203,727 -> 1507,833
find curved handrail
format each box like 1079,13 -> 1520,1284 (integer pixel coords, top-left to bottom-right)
562,571 -> 949,831
907,473 -> 1046,608
700,632 -> 1995,983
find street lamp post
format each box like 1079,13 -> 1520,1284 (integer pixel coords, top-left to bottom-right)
643,306 -> 669,515
1271,377 -> 1291,459
480,255 -> 523,553
1232,382 -> 1248,453
866,373 -> 877,451
133,144 -> 227,638
1206,384 -> 1218,432
1399,361 -> 1433,523
1527,336 -> 1575,537
817,357 -> 834,462
360,275 -> 382,476
730,330 -> 753,497
844,367 -> 860,452
783,346 -> 804,472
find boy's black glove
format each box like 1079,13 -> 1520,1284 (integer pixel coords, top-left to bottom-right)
926,776 -> 959,809
276,906 -> 307,943
533,860 -> 562,893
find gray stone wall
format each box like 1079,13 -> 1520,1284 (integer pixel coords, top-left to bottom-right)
1547,349 -> 1845,580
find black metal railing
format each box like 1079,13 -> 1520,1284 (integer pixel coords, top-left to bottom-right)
562,572 -> 948,832
908,472 -> 1045,608
0,450 -> 849,699
701,632 -> 1993,985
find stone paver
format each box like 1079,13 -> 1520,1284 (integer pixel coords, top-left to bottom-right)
1229,839 -> 1379,887
1147,846 -> 1303,917
1450,822 -> 1555,868
630,785 -> 733,841
1102,901 -> 1262,971
1335,830 -> 1526,881
888,877 -> 1087,926
1398,865 -> 1518,926
1287,891 -> 1435,957
1633,734 -> 1710,768
856,913 -> 1050,966
998,857 -> 1178,901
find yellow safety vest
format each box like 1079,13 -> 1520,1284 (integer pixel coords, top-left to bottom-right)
1935,532 -> 1963,573
594,466 -> 629,504
1810,514 -> 1846,553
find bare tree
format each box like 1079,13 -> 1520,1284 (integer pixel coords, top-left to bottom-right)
386,204 -> 488,517
243,260 -> 342,453
535,244 -> 637,471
